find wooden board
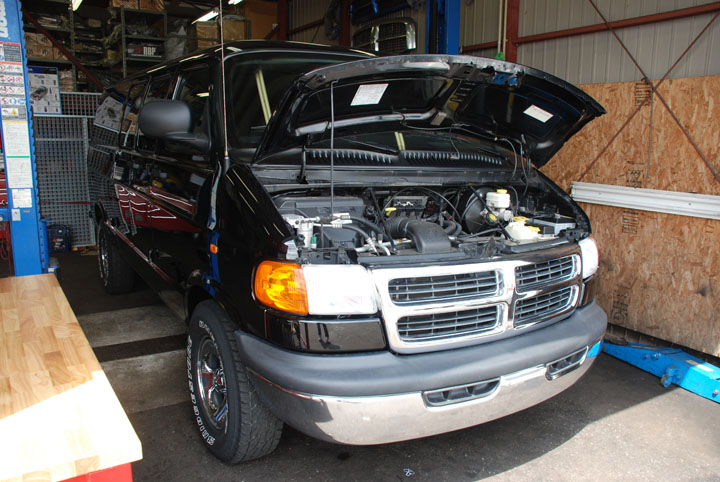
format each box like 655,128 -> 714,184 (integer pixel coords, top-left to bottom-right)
0,274 -> 142,482
542,75 -> 720,356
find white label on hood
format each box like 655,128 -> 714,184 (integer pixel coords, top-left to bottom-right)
351,83 -> 389,106
524,105 -> 553,123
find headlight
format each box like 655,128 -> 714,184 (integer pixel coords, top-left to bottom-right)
254,261 -> 308,314
579,236 -> 599,279
303,265 -> 378,315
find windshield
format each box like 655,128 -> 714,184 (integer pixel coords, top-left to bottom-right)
226,51 -> 367,152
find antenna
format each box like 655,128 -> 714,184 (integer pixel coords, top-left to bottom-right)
219,0 -> 230,163
330,80 -> 337,217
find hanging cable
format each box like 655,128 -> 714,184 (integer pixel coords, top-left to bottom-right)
329,80 -> 337,217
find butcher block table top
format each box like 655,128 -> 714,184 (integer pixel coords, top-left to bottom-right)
0,274 -> 142,482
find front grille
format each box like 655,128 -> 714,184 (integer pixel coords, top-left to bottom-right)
352,28 -> 373,49
398,305 -> 501,342
514,286 -> 576,327
379,22 -> 406,38
379,36 -> 409,54
389,271 -> 500,305
515,256 -> 577,291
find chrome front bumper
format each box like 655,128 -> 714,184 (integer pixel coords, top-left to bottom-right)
249,341 -> 601,445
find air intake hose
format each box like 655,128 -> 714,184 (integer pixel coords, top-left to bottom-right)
385,217 -> 452,253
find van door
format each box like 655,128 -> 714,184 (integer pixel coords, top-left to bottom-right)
148,63 -> 216,287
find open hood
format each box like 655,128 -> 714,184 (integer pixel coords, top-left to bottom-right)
254,54 -> 605,168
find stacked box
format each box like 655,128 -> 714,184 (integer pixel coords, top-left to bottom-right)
58,70 -> 74,92
188,21 -> 219,52
25,32 -> 54,59
222,18 -> 246,41
138,0 -> 164,11
53,47 -> 68,61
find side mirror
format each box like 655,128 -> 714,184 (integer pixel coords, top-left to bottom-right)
138,100 -> 210,154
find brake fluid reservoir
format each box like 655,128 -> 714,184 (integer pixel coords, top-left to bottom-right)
486,190 -> 511,210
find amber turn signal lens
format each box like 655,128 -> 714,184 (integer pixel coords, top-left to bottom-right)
254,261 -> 308,315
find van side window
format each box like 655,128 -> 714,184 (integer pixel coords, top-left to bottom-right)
119,81 -> 148,149
138,75 -> 174,153
175,67 -> 211,135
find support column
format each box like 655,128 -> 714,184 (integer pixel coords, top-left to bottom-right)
426,0 -> 460,54
0,0 -> 46,275
506,0 -> 519,62
277,0 -> 288,41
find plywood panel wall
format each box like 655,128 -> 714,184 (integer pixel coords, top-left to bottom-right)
542,75 -> 720,356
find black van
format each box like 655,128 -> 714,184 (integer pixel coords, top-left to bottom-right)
89,41 -> 607,463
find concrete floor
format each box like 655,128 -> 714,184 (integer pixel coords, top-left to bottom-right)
56,252 -> 720,482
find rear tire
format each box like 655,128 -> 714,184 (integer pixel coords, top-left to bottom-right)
97,224 -> 135,294
187,300 -> 283,463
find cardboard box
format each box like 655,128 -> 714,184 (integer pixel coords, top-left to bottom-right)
188,21 -> 219,52
138,0 -> 164,11
25,32 -> 52,49
222,18 -> 246,41
58,69 -> 74,92
190,21 -> 219,40
26,45 -> 53,59
53,47 -> 68,61
111,0 -> 139,8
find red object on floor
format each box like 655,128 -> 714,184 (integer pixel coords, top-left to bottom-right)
63,463 -> 133,482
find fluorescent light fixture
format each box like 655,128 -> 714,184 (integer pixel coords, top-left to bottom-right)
228,0 -> 244,4
193,9 -> 219,24
196,92 -> 209,97
571,181 -> 720,220
72,0 -> 82,11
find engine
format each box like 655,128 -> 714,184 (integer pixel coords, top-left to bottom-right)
275,184 -> 585,260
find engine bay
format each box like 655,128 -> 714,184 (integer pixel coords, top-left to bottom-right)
274,182 -> 589,263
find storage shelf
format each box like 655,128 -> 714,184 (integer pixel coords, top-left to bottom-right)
25,24 -> 72,34
126,34 -> 164,41
27,57 -> 73,65
127,56 -> 163,62
74,36 -> 105,42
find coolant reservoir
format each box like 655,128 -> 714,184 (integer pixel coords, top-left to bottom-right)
486,189 -> 511,210
506,220 -> 540,241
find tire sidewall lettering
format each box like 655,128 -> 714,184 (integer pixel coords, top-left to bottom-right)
188,318 -> 221,447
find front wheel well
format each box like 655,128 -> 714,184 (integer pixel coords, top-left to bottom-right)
186,284 -> 212,322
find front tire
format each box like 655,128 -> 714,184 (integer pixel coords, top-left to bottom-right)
187,300 -> 283,463
97,224 -> 135,294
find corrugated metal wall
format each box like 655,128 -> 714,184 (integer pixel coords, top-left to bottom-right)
288,1 -> 333,44
461,0 -> 502,58
461,0 -> 720,84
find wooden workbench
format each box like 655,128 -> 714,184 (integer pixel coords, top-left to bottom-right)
0,274 -> 142,482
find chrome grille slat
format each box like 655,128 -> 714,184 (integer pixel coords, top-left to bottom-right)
398,306 -> 501,341
389,271 -> 500,305
516,256 -> 577,291
515,286 -> 575,327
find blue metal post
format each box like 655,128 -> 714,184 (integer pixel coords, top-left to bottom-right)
442,0 -> 460,54
0,0 -> 46,275
426,0 -> 461,54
